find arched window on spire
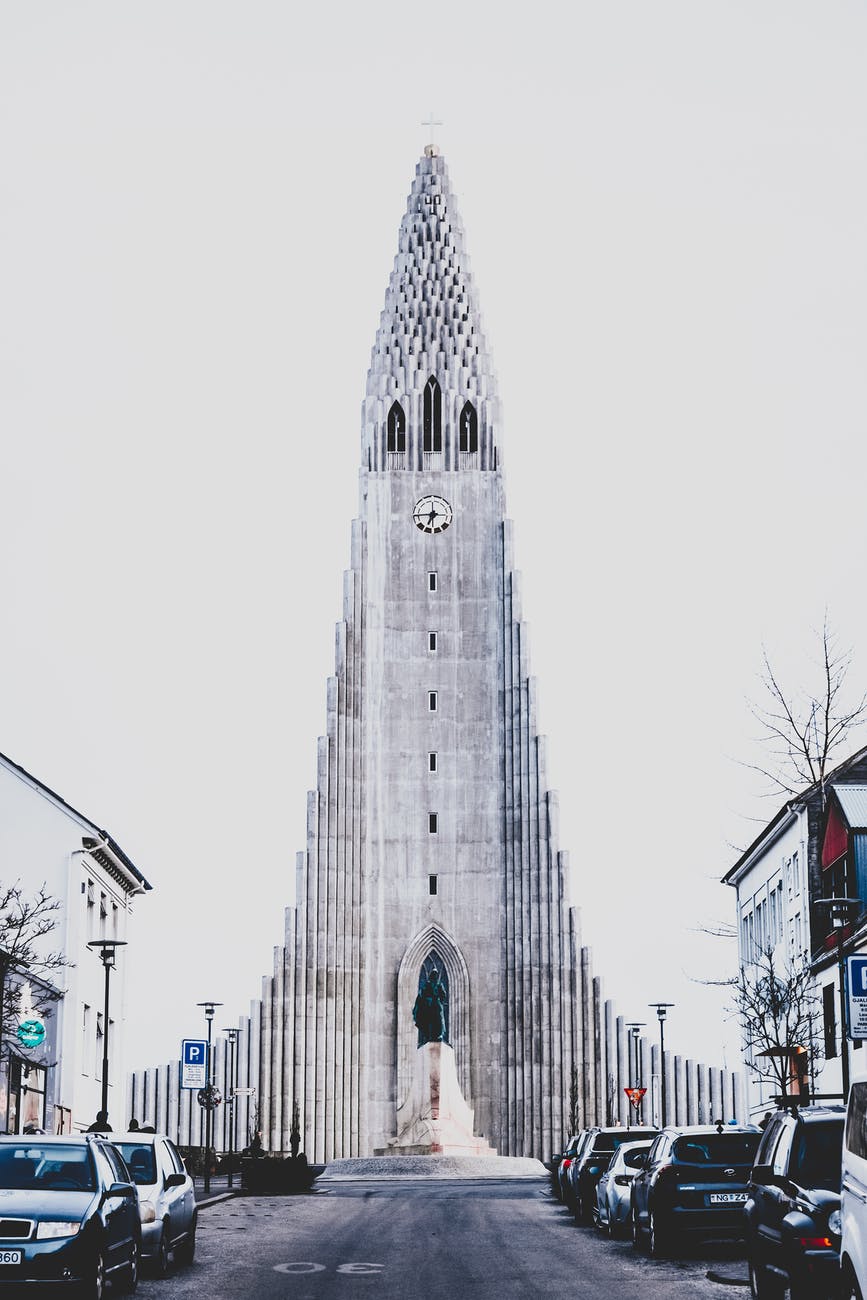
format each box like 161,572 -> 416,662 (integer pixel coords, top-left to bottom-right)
459,401 -> 478,454
387,401 -> 406,453
423,376 -> 442,452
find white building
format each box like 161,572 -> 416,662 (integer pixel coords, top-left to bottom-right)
723,745 -> 867,1117
0,751 -> 150,1132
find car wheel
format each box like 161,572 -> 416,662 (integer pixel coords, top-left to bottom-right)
154,1223 -> 170,1278
117,1241 -> 140,1295
631,1202 -> 644,1251
748,1257 -> 784,1300
78,1248 -> 106,1300
842,1263 -> 864,1300
648,1210 -> 672,1259
174,1214 -> 197,1268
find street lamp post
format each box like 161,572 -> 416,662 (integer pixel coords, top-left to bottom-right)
221,1027 -> 239,1190
87,940 -> 127,1127
649,1003 -> 675,1127
626,1022 -> 646,1126
815,897 -> 861,1101
196,1001 -> 223,1195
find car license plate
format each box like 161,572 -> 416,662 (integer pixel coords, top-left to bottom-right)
0,1250 -> 22,1265
709,1192 -> 747,1204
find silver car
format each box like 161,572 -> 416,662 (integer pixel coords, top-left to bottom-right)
595,1139 -> 652,1237
112,1132 -> 196,1275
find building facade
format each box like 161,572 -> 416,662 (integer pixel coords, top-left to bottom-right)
134,147 -> 744,1160
723,745 -> 867,1117
0,752 -> 150,1132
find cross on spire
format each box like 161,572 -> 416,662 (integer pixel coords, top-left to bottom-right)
422,112 -> 443,145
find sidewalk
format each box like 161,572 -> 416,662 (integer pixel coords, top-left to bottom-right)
193,1173 -> 239,1205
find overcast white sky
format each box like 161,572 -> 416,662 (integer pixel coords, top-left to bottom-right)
1,1 -> 866,1082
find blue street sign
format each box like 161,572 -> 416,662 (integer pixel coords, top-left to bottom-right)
181,1038 -> 208,1089
847,957 -> 867,1039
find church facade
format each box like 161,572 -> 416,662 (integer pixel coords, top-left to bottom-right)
130,148 -> 743,1161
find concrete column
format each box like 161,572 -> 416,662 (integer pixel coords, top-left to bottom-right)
674,1056 -> 686,1125
650,1044 -> 661,1128
259,976 -> 272,1152
604,1001 -> 616,1126
178,1076 -> 191,1149
696,1063 -> 709,1125
616,1017 -> 627,1126
663,1050 -> 674,1129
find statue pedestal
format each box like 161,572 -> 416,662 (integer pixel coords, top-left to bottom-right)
378,1042 -> 496,1157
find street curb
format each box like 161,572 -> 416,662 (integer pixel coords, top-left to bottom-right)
196,1192 -> 238,1209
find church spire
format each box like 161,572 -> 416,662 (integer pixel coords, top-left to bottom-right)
362,152 -> 500,472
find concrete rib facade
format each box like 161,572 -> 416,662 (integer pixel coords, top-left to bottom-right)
131,148 -> 743,1160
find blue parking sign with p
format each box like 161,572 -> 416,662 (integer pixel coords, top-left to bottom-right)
847,957 -> 867,1039
181,1038 -> 208,1089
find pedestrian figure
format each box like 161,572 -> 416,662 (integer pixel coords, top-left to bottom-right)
87,1110 -> 112,1132
128,1117 -> 140,1131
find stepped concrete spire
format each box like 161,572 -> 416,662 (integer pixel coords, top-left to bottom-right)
128,149 -> 744,1164
363,151 -> 500,472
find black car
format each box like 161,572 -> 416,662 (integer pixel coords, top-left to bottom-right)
745,1104 -> 845,1300
631,1123 -> 761,1257
569,1126 -> 659,1223
0,1132 -> 140,1297
552,1133 -> 586,1204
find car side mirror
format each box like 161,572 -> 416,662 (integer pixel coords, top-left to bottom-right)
632,1154 -> 647,1168
164,1172 -> 186,1189
551,1154 -> 562,1165
104,1181 -> 134,1200
751,1164 -> 782,1187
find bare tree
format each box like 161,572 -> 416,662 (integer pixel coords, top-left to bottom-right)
0,882 -> 69,1052
731,946 -> 822,1100
567,1064 -> 581,1136
749,616 -> 867,804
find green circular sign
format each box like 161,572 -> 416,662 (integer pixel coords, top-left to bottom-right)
17,1018 -> 45,1048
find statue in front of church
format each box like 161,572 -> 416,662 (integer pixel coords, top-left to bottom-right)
413,966 -> 447,1045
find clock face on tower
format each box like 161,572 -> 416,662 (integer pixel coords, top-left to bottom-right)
413,495 -> 453,534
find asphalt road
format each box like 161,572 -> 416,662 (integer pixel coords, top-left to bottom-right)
134,1179 -> 751,1300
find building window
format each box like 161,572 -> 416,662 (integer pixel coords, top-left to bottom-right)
429,632 -> 438,652
423,376 -> 442,452
428,691 -> 437,712
428,572 -> 438,593
792,850 -> 800,895
459,400 -> 478,453
387,400 -> 406,452
82,1005 -> 90,1075
429,752 -> 437,773
95,1012 -> 104,1080
824,983 -> 838,1059
429,875 -> 438,896
429,813 -> 438,834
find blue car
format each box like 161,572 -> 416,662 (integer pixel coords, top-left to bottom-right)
0,1133 -> 140,1297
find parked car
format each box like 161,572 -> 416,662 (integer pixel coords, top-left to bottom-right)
569,1126 -> 659,1223
842,1076 -> 867,1299
631,1123 -> 761,1257
553,1133 -> 586,1204
112,1131 -> 196,1275
0,1131 -> 140,1296
745,1103 -> 844,1300
595,1139 -> 653,1237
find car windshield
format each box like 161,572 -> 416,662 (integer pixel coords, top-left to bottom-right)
114,1143 -> 157,1186
672,1133 -> 761,1165
592,1132 -> 650,1154
790,1121 -> 844,1191
0,1144 -> 95,1191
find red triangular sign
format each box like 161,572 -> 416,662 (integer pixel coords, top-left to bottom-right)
624,1087 -> 647,1109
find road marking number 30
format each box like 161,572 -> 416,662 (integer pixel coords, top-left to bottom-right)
274,1262 -> 384,1275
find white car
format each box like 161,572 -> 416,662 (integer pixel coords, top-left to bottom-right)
843,1078 -> 867,1299
112,1131 -> 196,1276
594,1139 -> 652,1237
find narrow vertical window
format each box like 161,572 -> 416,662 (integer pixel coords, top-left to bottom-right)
428,572 -> 438,593
428,691 -> 437,712
428,752 -> 437,772
423,376 -> 442,451
428,631 -> 437,652
429,875 -> 438,896
459,400 -> 478,453
429,813 -> 438,834
387,400 -> 406,452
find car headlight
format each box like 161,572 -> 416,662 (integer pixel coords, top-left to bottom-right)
36,1221 -> 81,1240
827,1209 -> 842,1236
139,1203 -> 156,1224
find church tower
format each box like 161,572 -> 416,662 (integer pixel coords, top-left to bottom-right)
277,146 -> 589,1161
